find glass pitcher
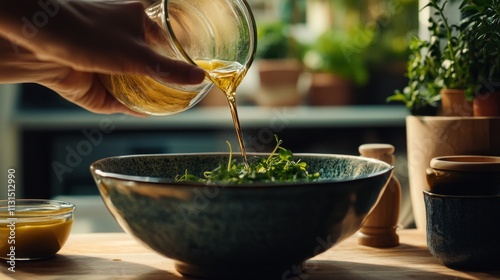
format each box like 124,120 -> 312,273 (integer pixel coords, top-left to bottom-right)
100,0 -> 257,116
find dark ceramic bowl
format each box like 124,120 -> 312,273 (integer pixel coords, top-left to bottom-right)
426,155 -> 500,195
424,190 -> 500,270
90,153 -> 392,279
425,155 -> 500,270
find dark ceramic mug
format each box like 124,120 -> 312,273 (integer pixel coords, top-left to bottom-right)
424,155 -> 500,270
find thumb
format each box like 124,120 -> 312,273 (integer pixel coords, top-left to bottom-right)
142,55 -> 207,85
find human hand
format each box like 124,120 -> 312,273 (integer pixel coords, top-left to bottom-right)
0,0 -> 205,115
0,37 -> 145,116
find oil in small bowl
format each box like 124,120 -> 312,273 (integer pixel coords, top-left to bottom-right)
0,199 -> 75,260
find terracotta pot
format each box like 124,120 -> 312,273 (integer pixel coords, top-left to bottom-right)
308,73 -> 353,106
256,59 -> 304,107
473,92 -> 500,116
406,116 -> 500,232
439,89 -> 473,116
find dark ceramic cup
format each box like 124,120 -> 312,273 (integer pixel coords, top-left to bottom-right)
424,155 -> 500,270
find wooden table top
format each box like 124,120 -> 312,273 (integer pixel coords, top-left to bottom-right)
3,229 -> 499,279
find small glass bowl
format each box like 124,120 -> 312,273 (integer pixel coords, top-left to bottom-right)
0,199 -> 75,260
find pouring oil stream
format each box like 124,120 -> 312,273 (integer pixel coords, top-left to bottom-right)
196,59 -> 249,169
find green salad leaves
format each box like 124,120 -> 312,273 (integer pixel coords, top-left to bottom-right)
175,136 -> 320,184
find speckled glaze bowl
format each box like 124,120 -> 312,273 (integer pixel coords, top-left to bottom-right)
90,153 -> 392,279
424,191 -> 500,270
424,155 -> 500,271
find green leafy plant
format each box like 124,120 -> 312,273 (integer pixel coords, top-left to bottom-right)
462,0 -> 500,95
373,1 -> 419,61
256,22 -> 299,59
302,26 -> 374,86
388,0 -> 466,115
175,136 -> 320,184
386,35 -> 443,115
388,0 -> 500,115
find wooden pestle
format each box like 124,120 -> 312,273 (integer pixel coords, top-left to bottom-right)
358,143 -> 401,248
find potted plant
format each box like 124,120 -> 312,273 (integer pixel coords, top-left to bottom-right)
387,0 -> 500,231
385,35 -> 442,115
388,0 -> 500,116
254,22 -> 305,107
302,26 -> 373,105
462,0 -> 500,116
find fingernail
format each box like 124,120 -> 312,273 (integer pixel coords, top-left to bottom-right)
189,66 -> 206,84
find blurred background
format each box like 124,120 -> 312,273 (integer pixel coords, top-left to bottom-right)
0,0 -> 420,232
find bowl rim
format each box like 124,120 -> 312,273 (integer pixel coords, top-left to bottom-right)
0,199 -> 75,221
90,152 -> 393,188
423,190 -> 500,199
430,155 -> 500,172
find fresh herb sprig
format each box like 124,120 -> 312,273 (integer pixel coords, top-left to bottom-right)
175,136 -> 320,184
